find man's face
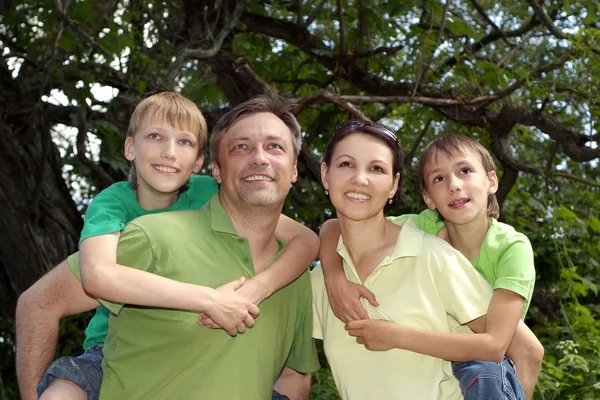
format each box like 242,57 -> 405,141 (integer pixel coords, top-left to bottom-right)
212,112 -> 298,209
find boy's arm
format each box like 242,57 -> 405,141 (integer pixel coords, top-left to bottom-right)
346,288 -> 523,362
16,260 -> 100,400
235,214 -> 320,305
505,321 -> 544,400
80,232 -> 259,336
320,219 -> 377,323
274,368 -> 311,400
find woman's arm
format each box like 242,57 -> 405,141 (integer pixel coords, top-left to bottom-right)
80,233 -> 259,336
235,214 -> 320,304
319,219 -> 378,323
347,288 -> 524,362
506,321 -> 544,400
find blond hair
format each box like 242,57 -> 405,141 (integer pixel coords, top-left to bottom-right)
126,92 -> 207,188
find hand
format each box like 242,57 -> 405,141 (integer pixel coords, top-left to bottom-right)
234,276 -> 268,305
345,319 -> 401,351
199,276 -> 260,336
325,277 -> 378,323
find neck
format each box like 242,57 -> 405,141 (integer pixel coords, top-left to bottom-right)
136,185 -> 179,211
445,215 -> 490,260
338,212 -> 390,263
219,192 -> 282,272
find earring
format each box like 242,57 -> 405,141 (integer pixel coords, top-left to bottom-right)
388,198 -> 393,205
325,189 -> 329,196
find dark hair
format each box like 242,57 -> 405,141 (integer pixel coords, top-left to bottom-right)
209,87 -> 302,166
322,122 -> 405,212
418,135 -> 500,219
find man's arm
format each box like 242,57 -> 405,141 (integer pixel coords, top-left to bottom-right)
505,321 -> 544,400
273,367 -> 311,400
16,260 -> 100,400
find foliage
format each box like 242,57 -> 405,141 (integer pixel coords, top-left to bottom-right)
1,0 -> 599,399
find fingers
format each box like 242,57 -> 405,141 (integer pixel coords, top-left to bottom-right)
225,276 -> 246,291
243,314 -> 255,328
248,303 -> 260,318
357,286 -> 379,307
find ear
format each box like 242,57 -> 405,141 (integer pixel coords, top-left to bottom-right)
320,162 -> 329,191
422,190 -> 437,211
487,170 -> 499,195
193,154 -> 204,174
291,159 -> 298,184
389,172 -> 401,199
211,161 -> 222,184
124,137 -> 135,161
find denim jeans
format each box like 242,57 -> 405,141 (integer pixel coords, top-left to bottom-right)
272,390 -> 291,400
452,357 -> 525,400
38,344 -> 104,400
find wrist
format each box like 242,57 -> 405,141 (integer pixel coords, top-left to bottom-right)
195,285 -> 217,313
248,275 -> 271,303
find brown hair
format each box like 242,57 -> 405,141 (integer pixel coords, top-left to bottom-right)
322,122 -> 405,212
127,92 -> 207,188
418,135 -> 500,219
209,88 -> 302,166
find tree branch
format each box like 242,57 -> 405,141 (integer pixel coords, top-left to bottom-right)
53,0 -> 113,59
75,108 -> 115,189
165,0 -> 249,83
295,90 -> 368,120
305,0 -> 327,27
336,0 -> 346,57
527,0 -> 568,40
467,0 -> 512,45
354,44 -> 406,58
406,118 -> 432,168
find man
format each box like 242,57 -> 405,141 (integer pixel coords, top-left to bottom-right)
16,91 -> 319,399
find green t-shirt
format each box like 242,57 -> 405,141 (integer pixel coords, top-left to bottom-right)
68,175 -> 219,349
98,194 -> 319,399
389,209 -> 536,319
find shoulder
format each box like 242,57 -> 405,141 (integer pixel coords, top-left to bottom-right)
188,175 -> 218,192
88,181 -> 132,206
485,219 -> 533,254
128,209 -> 202,230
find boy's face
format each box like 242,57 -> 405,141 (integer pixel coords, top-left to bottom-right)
421,149 -> 497,226
212,112 -> 298,209
125,116 -> 203,197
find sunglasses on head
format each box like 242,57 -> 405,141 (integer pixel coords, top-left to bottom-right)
332,120 -> 399,148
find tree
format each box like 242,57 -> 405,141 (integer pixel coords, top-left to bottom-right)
1,0 -> 599,398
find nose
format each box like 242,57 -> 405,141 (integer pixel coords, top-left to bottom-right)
448,175 -> 462,193
250,146 -> 269,166
161,140 -> 177,161
351,169 -> 368,186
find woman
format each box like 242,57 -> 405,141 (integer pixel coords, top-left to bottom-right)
311,121 -> 494,399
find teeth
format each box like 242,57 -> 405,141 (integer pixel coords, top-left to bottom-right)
450,199 -> 467,206
346,192 -> 370,200
155,166 -> 177,173
244,175 -> 272,181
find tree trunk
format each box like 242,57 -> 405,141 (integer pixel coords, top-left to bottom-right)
0,70 -> 82,323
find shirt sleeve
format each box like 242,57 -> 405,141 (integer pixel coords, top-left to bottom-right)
96,221 -> 157,315
492,239 -> 536,300
428,239 -> 493,325
79,186 -> 131,245
388,209 -> 445,236
310,265 -> 325,340
285,270 -> 320,374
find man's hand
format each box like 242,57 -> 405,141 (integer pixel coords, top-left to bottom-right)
325,277 -> 378,323
345,319 -> 400,351
199,277 -> 260,336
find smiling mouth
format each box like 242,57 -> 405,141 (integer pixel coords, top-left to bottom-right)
449,198 -> 470,207
152,165 -> 179,173
345,192 -> 371,200
243,175 -> 273,182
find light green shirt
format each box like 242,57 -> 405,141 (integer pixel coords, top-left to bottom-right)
312,219 -> 493,400
98,194 -> 319,400
68,175 -> 219,349
390,209 -> 536,319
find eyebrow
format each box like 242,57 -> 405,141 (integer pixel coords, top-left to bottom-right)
334,154 -> 390,165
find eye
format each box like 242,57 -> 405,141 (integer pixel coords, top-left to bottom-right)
460,168 -> 472,175
268,143 -> 283,150
432,176 -> 444,183
149,133 -> 161,140
371,165 -> 385,173
179,139 -> 193,146
233,143 -> 247,150
339,161 -> 352,167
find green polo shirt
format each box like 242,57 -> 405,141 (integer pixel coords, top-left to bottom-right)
98,194 -> 319,400
390,209 -> 536,319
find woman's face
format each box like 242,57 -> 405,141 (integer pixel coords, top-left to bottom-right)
321,133 -> 399,222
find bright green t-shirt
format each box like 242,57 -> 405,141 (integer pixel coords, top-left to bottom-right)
98,194 -> 319,399
67,175 -> 219,349
389,209 -> 536,319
